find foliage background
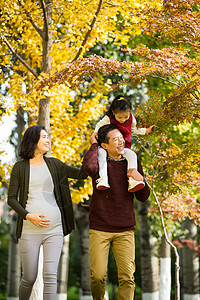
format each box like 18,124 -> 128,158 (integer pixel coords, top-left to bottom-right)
0,0 -> 199,297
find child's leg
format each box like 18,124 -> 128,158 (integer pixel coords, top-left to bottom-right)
123,148 -> 137,170
96,147 -> 110,190
123,148 -> 145,192
98,147 -> 108,177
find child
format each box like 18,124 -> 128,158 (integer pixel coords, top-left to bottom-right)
91,95 -> 155,192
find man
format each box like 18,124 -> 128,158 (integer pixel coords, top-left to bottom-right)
82,124 -> 150,300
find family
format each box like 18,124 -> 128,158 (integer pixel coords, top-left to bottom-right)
7,95 -> 153,300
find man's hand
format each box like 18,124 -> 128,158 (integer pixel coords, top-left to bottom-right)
90,132 -> 98,144
26,213 -> 50,228
127,168 -> 144,181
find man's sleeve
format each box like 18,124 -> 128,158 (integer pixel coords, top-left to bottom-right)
81,143 -> 99,178
135,159 -> 150,202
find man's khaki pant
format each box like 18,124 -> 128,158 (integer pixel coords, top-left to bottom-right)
89,229 -> 135,300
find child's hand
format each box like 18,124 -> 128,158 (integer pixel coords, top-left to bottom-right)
146,125 -> 155,134
90,132 -> 98,144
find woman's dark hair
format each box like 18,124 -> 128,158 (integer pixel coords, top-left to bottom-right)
97,124 -> 117,146
106,94 -> 132,116
19,125 -> 46,159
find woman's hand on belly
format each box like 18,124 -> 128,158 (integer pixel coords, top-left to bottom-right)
26,213 -> 50,228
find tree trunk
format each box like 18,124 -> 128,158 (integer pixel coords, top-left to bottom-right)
57,235 -> 69,300
31,1 -> 53,299
7,213 -> 21,300
181,218 -> 200,300
7,107 -> 25,300
73,203 -> 92,299
16,106 -> 25,153
37,0 -> 53,135
159,232 -> 171,300
137,201 -> 160,300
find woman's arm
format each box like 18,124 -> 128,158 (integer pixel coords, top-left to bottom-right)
64,164 -> 88,179
46,157 -> 87,180
7,163 -> 29,219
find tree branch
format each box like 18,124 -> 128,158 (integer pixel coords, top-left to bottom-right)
0,33 -> 38,78
151,75 -> 180,86
103,1 -> 120,6
173,40 -> 200,49
40,0 -> 48,38
18,0 -> 43,38
52,13 -> 63,36
52,13 -> 64,44
192,92 -> 200,102
72,0 -> 103,62
149,184 -> 180,300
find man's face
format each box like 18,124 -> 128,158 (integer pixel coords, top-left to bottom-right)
102,129 -> 125,159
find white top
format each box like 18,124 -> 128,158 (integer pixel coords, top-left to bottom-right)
22,163 -> 63,235
94,115 -> 146,135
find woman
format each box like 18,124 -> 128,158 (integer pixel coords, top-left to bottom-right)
7,125 -> 87,300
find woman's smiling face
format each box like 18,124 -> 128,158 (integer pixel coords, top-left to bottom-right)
35,130 -> 50,155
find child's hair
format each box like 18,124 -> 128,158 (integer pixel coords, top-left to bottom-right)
106,94 -> 132,117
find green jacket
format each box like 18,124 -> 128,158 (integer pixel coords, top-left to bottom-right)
7,156 -> 87,239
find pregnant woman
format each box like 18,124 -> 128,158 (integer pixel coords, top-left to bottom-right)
7,125 -> 87,300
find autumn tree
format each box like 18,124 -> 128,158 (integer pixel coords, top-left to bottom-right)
1,0 -> 200,299
44,0 -> 200,228
41,0 -> 200,298
0,0 -> 162,298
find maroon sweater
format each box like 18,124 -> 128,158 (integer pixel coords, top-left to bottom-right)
108,114 -> 132,149
81,143 -> 150,232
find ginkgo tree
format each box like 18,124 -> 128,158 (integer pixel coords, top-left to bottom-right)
0,0 -> 160,186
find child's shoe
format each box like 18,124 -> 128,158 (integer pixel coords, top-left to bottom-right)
96,177 -> 110,190
128,177 -> 145,192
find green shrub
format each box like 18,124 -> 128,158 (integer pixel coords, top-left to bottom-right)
67,286 -> 79,300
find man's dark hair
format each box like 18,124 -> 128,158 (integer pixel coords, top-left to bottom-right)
19,125 -> 46,159
97,124 -> 117,146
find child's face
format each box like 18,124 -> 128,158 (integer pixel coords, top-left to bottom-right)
113,109 -> 130,123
